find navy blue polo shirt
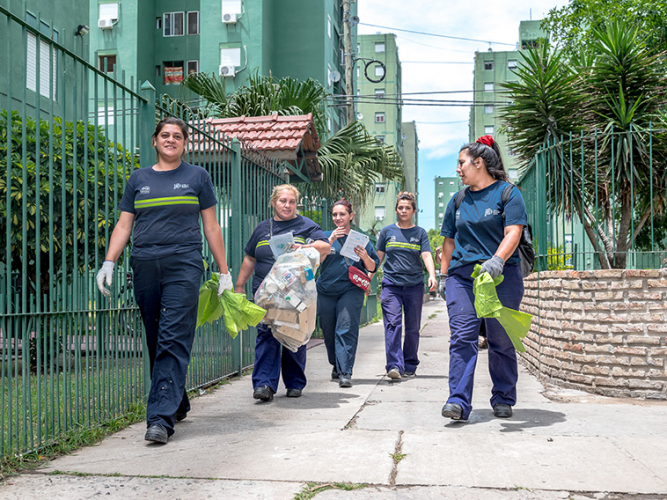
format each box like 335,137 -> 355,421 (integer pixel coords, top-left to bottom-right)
244,215 -> 328,294
440,180 -> 527,273
376,224 -> 431,287
316,231 -> 380,296
118,161 -> 217,260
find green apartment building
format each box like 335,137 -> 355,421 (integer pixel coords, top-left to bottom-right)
401,120 -> 419,207
88,0 -> 355,135
0,0 -> 90,119
434,176 -> 461,228
468,20 -> 546,180
356,33 -> 405,231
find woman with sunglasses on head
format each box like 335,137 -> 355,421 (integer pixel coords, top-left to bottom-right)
235,184 -> 330,402
376,192 -> 437,380
96,117 -> 232,444
439,135 -> 527,422
317,200 -> 380,388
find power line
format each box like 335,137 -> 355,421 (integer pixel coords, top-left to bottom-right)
359,23 -> 516,47
402,61 -> 473,64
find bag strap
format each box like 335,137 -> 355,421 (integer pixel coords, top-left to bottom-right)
454,186 -> 470,211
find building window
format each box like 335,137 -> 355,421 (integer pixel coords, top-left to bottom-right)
26,33 -> 57,100
375,183 -> 385,194
484,125 -> 494,135
375,42 -> 385,53
375,65 -> 385,78
163,12 -> 185,37
327,15 -> 332,38
97,106 -> 114,126
438,181 -> 443,185
156,17 -> 162,29
508,59 -> 518,70
450,192 -> 455,197
356,67 -> 360,78
376,135 -> 385,144
484,105 -> 494,114
98,54 -> 117,73
163,61 -> 184,85
375,112 -> 385,123
220,47 -> 242,66
438,192 -> 444,199
449,181 -> 454,185
155,65 -> 161,78
484,83 -> 494,92
187,60 -> 199,75
484,61 -> 493,70
375,207 -> 386,220
439,202 -> 444,207
438,213 -> 444,219
375,88 -> 385,99
99,3 -> 119,22
187,11 -> 199,35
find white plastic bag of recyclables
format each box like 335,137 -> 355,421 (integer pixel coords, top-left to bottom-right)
254,247 -> 321,352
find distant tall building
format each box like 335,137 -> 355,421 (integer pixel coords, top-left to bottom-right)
469,20 -> 547,180
434,176 -> 461,227
88,0 -> 355,135
355,33 -> 403,231
401,121 -> 419,225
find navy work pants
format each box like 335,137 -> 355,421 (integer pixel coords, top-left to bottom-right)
131,250 -> 203,436
445,263 -> 524,420
317,287 -> 365,376
381,282 -> 424,374
252,323 -> 307,393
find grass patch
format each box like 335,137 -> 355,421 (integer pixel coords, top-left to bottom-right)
295,482 -> 367,500
390,452 -> 407,463
427,313 -> 437,320
0,402 -> 146,478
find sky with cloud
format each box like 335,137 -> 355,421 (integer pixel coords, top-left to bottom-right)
357,0 -> 569,230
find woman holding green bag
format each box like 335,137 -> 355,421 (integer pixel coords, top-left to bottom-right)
439,135 -> 527,422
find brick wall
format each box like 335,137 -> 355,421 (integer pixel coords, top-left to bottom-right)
520,269 -> 667,399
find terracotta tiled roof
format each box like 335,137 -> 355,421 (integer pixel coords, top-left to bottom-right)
204,114 -> 321,155
191,113 -> 322,181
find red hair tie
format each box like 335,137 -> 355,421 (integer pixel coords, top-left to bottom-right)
476,135 -> 494,147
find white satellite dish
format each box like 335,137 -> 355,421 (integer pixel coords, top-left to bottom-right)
330,71 -> 341,83
357,112 -> 364,120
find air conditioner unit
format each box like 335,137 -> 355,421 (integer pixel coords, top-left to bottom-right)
219,65 -> 236,77
98,18 -> 114,29
222,12 -> 237,24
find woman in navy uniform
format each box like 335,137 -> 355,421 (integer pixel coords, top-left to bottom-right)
376,192 -> 437,380
440,135 -> 527,421
235,184 -> 330,402
96,117 -> 232,444
317,200 -> 379,388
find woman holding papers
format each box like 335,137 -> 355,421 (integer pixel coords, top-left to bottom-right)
317,200 -> 380,388
235,184 -> 330,402
376,192 -> 437,380
439,135 -> 527,421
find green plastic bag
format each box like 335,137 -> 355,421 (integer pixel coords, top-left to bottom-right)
196,273 -> 266,338
471,265 -> 532,352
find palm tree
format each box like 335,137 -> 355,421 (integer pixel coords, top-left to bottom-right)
501,21 -> 667,268
181,71 -> 403,207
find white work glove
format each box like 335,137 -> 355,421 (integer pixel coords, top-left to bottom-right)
480,255 -> 505,280
96,261 -> 115,296
218,272 -> 233,296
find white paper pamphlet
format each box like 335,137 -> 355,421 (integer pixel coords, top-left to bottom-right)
340,230 -> 369,262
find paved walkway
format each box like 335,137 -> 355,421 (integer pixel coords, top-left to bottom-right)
2,299 -> 667,499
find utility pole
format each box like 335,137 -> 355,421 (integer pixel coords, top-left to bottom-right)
342,0 -> 355,125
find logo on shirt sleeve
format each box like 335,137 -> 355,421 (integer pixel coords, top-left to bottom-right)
389,235 -> 397,242
140,186 -> 150,194
174,183 -> 190,189
410,237 -> 419,243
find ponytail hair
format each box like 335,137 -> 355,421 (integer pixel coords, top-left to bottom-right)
460,135 -> 508,182
332,199 -> 353,214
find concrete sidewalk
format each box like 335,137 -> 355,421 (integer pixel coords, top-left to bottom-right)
2,299 -> 667,499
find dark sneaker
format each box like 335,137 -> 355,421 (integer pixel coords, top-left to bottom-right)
441,403 -> 464,420
175,410 -> 187,423
338,375 -> 352,388
493,403 -> 513,418
144,424 -> 168,444
286,388 -> 302,398
403,371 -> 416,378
387,368 -> 401,380
253,385 -> 274,402
331,368 -> 339,380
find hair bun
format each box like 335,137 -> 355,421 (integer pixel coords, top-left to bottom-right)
476,135 -> 494,147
